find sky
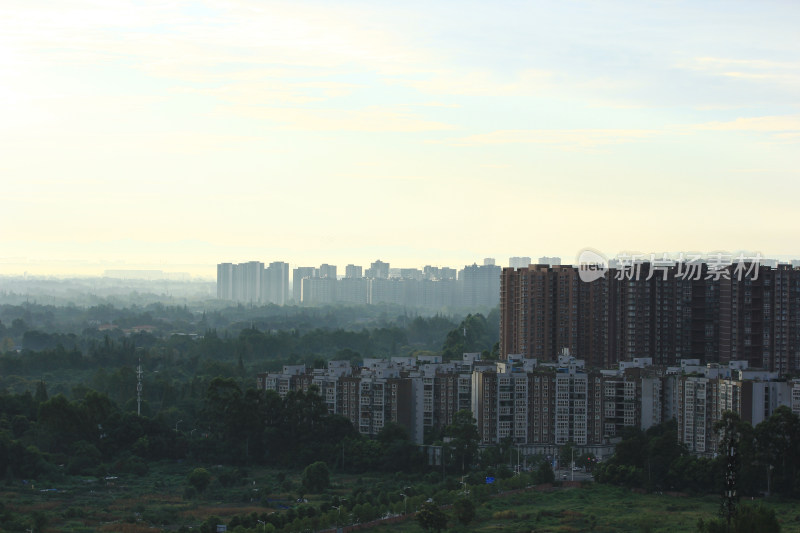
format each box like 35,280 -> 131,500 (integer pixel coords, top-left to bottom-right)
2,0 -> 799,278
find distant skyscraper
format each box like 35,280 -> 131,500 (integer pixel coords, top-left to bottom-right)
241,261 -> 263,304
459,261 -> 501,309
424,266 -> 456,281
292,266 -> 316,303
399,268 -> 423,280
319,264 -> 337,279
264,261 -> 290,305
509,257 -> 531,269
217,263 -> 234,299
345,264 -> 363,278
366,260 -> 390,279
302,277 -> 336,304
538,256 -> 561,266
217,261 -> 269,304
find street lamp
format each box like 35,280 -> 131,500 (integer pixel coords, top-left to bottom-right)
400,493 -> 408,514
333,505 -> 345,526
571,447 -> 575,482
333,498 -> 348,526
175,420 -> 183,432
256,519 -> 265,532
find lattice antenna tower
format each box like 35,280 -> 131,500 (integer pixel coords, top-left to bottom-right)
136,358 -> 143,416
720,417 -> 739,525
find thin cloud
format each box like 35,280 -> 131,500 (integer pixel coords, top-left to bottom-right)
694,115 -> 800,133
682,57 -> 800,86
225,106 -> 455,132
385,69 -> 553,97
436,129 -> 655,149
176,81 -> 361,105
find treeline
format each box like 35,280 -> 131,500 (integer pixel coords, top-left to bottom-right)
0,379 -> 431,481
595,408 -> 800,497
0,301 -> 467,343
0,311 -> 499,401
0,377 -> 552,486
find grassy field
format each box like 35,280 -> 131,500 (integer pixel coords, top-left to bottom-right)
3,464 -> 800,532
366,484 -> 800,533
0,462 -> 308,531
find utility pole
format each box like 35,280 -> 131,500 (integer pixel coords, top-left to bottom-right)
442,445 -> 445,482
136,358 -> 143,416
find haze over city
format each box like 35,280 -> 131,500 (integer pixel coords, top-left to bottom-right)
2,1 -> 799,278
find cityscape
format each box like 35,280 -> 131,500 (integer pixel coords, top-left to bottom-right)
4,0 -> 800,531
244,258 -> 800,461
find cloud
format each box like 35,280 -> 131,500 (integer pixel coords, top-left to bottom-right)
691,57 -> 799,71
682,57 -> 800,86
176,80 -> 361,105
224,105 -> 455,132
435,129 -> 655,149
385,69 -> 553,97
4,1 -> 432,74
694,115 -> 800,133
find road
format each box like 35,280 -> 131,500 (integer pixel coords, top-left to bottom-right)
556,468 -> 594,482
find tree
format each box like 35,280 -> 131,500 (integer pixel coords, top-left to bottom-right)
188,467 -> 212,494
416,501 -> 447,533
559,441 -> 576,470
754,406 -> 800,496
535,459 -> 555,484
453,498 -> 475,526
697,503 -> 780,533
301,461 -> 330,493
441,314 -> 496,360
444,410 -> 479,473
34,380 -> 48,403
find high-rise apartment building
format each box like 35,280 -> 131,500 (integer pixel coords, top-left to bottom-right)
460,260 -> 501,309
216,261 -> 289,305
319,264 -> 337,279
509,257 -> 532,269
217,263 -> 234,300
292,266 -> 316,303
538,256 -> 561,266
366,260 -> 390,279
345,264 -> 363,279
500,265 -> 580,362
500,262 -> 800,373
263,261 -> 290,305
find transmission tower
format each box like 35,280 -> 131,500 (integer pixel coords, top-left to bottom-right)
720,416 -> 739,526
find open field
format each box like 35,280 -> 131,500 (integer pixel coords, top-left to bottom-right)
359,484 -> 800,533
3,464 -> 800,532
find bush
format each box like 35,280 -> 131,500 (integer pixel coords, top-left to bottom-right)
301,461 -> 330,493
187,467 -> 212,493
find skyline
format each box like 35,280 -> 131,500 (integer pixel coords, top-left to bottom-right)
2,1 -> 799,278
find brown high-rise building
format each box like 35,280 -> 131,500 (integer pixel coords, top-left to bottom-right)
500,261 -> 800,372
500,265 -> 580,362
719,263 -> 800,372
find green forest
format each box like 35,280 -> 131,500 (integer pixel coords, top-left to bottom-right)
1,300 -> 799,532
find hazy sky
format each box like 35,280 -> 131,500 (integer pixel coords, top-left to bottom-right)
2,1 -> 799,277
